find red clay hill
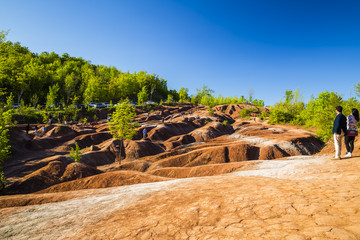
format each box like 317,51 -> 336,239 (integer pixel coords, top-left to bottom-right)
3,104 -> 324,195
3,104 -> 360,239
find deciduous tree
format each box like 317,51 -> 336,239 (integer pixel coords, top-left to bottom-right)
109,100 -> 137,164
0,108 -> 11,192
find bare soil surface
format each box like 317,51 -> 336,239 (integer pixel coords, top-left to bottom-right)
2,104 -> 358,239
4,104 -> 324,195
1,155 -> 360,239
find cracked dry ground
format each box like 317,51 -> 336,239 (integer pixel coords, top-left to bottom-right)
1,156 -> 360,240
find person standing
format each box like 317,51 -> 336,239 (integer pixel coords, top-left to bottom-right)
332,106 -> 347,159
34,125 -> 38,136
42,125 -> 46,136
143,128 -> 147,139
344,108 -> 359,158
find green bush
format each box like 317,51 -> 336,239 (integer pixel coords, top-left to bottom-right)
0,108 -> 11,193
269,109 -> 294,124
239,108 -> 256,118
302,91 -> 343,141
269,90 -> 348,142
64,106 -> 79,121
12,106 -> 43,124
207,106 -> 214,116
70,142 -> 82,162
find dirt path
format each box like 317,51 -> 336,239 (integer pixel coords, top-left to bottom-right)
1,155 -> 360,239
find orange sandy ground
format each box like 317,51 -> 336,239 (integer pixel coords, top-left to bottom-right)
1,155 -> 360,240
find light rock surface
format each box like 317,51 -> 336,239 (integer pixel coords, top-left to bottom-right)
1,155 -> 360,239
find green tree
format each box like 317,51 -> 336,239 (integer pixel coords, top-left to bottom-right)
0,34 -> 173,107
166,94 -> 174,105
46,84 -> 60,108
83,75 -> 103,104
303,91 -> 343,141
239,96 -> 245,104
178,87 -> 189,103
0,108 -> 11,192
0,29 -> 9,43
269,89 -> 305,125
239,108 -> 256,119
6,92 -> 14,110
70,142 -> 82,162
195,85 -> 214,104
30,94 -> 39,107
137,86 -> 148,105
64,72 -> 79,104
109,100 -> 137,164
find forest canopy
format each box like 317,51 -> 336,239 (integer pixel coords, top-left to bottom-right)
0,31 -> 169,105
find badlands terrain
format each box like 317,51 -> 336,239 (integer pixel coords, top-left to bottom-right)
1,104 -> 360,239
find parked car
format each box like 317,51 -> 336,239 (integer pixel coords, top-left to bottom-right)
12,103 -> 20,108
94,103 -> 106,109
144,100 -> 155,105
115,102 -> 136,106
88,102 -> 97,108
102,102 -> 111,107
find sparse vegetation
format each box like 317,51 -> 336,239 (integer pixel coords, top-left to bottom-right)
207,106 -> 214,116
109,100 -> 138,164
269,89 -> 360,141
70,142 -> 82,162
239,108 -> 256,119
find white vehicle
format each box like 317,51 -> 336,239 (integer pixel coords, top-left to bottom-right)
102,102 -> 111,107
94,103 -> 106,109
144,100 -> 155,105
88,102 -> 97,108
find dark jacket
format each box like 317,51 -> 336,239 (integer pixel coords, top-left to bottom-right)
333,113 -> 347,134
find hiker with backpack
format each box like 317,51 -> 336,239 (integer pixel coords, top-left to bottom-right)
344,108 -> 359,158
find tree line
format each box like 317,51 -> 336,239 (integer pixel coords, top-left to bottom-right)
0,31 -> 169,106
268,88 -> 360,141
0,31 -> 263,108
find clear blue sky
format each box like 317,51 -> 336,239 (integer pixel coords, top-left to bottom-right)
1,0 -> 359,105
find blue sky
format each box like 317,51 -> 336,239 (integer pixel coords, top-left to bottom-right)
1,0 -> 359,105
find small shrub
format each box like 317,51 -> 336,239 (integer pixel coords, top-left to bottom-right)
64,105 -> 79,121
222,120 -> 228,126
239,108 -> 256,118
70,142 -> 82,162
269,109 -> 294,124
12,106 -> 43,124
207,106 -> 214,116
